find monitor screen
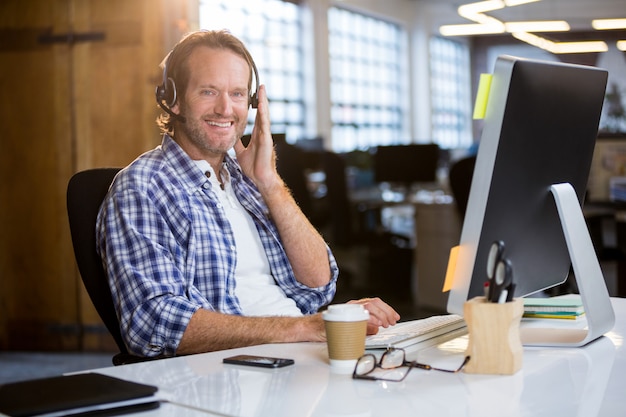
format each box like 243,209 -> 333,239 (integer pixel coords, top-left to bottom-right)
373,144 -> 440,185
447,55 -> 608,316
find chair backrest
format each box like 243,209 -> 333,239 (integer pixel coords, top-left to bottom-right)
274,136 -> 314,220
66,168 -> 126,354
321,151 -> 354,247
448,155 -> 476,217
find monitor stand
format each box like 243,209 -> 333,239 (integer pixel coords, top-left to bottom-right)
520,183 -> 615,347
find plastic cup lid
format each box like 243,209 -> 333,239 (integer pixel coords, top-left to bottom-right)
322,303 -> 370,322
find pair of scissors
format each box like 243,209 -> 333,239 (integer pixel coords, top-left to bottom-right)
486,241 -> 515,303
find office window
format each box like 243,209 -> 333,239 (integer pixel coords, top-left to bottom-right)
429,37 -> 472,149
199,0 -> 305,140
328,7 -> 406,152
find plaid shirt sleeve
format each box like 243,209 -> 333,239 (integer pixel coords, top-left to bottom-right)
97,165 -> 206,357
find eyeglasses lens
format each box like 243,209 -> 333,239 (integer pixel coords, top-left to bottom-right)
380,349 -> 405,368
355,355 -> 377,376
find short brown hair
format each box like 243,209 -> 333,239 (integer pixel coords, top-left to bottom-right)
156,30 -> 256,135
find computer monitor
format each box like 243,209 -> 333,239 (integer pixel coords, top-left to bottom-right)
373,144 -> 440,186
446,55 -> 615,347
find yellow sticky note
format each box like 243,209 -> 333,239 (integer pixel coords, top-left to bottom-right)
442,245 -> 460,292
472,73 -> 493,120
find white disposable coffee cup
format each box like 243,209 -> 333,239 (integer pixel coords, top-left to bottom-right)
322,304 -> 370,371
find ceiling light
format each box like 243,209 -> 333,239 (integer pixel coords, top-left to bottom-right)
440,0 -> 613,55
505,21 -> 570,33
458,0 -> 504,17
457,0 -> 541,18
592,19 -> 626,30
617,40 -> 626,51
469,13 -> 504,26
440,23 -> 506,36
512,32 -> 608,54
504,0 -> 541,6
553,41 -> 608,54
512,32 -> 554,50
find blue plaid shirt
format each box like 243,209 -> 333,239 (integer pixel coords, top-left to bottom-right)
96,135 -> 338,357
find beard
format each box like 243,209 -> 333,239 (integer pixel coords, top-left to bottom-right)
176,105 -> 246,156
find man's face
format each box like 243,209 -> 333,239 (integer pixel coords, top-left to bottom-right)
172,46 -> 250,159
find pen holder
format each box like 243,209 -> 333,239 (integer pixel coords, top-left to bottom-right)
463,296 -> 523,375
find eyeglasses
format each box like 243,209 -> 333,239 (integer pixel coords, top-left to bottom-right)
353,348 -> 470,382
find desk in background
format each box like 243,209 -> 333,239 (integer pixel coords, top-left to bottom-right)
413,199 -> 461,312
88,298 -> 626,417
354,185 -> 625,311
351,186 -> 462,312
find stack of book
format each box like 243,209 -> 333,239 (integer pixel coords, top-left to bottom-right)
523,296 -> 585,320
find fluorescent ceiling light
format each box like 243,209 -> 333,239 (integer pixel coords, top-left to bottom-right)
553,41 -> 608,54
512,32 -> 608,54
617,40 -> 626,51
505,21 -> 570,33
458,0 -> 504,17
512,32 -> 554,50
440,23 -> 505,36
469,13 -> 504,26
504,0 -> 541,6
441,0 -> 611,55
592,19 -> 626,30
458,0 -> 540,17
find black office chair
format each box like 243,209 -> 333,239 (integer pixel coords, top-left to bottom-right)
274,135 -> 315,223
67,168 -> 153,365
448,155 -> 476,217
321,151 -> 354,247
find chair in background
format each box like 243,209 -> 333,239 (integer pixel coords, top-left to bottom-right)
67,168 -> 153,365
274,134 -> 315,223
321,151 -> 354,247
448,155 -> 476,216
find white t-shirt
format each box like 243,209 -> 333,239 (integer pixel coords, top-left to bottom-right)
194,160 -> 302,317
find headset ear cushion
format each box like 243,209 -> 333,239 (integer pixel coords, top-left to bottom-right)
163,77 -> 177,107
250,92 -> 258,109
155,84 -> 166,102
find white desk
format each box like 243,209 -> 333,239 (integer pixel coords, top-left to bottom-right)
89,298 -> 626,417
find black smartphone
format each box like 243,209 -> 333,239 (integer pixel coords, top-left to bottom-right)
223,354 -> 295,368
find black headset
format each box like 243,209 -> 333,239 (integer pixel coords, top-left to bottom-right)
155,42 -> 260,122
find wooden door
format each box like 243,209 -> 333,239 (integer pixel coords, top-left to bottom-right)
0,0 -> 182,351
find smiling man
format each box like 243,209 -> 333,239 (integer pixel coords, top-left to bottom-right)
96,30 -> 399,358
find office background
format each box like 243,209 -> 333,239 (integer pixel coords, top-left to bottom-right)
1,0 -> 625,356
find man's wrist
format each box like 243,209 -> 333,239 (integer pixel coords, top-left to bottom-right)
257,176 -> 288,201
293,314 -> 325,342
